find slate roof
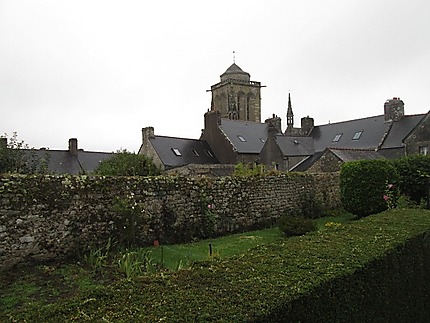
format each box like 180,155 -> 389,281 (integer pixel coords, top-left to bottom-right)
149,136 -> 219,169
290,151 -> 324,172
310,115 -> 390,152
274,136 -> 314,156
380,114 -> 426,149
219,119 -> 269,154
330,148 -> 385,162
24,149 -> 114,174
221,63 -> 249,77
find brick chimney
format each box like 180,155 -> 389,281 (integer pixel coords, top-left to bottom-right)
68,138 -> 78,156
265,114 -> 282,133
384,97 -> 404,122
301,116 -> 314,135
142,127 -> 155,145
0,137 -> 7,150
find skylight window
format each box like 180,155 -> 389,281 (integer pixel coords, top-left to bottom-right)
172,148 -> 182,156
332,134 -> 342,142
192,149 -> 200,157
352,131 -> 363,140
237,135 -> 247,142
260,138 -> 266,143
205,150 -> 214,157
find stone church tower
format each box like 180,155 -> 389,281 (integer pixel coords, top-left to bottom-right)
209,63 -> 262,122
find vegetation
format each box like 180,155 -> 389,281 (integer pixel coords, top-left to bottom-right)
0,132 -> 46,174
2,209 -> 430,322
340,159 -> 399,217
94,149 -> 161,176
278,215 -> 317,237
392,154 -> 430,204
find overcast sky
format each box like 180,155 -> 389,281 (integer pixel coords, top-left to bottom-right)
1,0 -> 429,152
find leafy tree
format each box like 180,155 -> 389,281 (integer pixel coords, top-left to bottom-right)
94,149 -> 161,176
0,132 -> 37,174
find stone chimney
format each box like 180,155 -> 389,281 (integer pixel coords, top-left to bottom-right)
68,138 -> 78,156
264,114 -> 282,133
142,127 -> 155,145
0,137 -> 7,150
301,116 -> 314,135
384,97 -> 404,122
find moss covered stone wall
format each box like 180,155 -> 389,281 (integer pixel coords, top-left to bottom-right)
0,172 -> 340,270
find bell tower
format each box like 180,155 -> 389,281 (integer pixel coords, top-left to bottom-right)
209,62 -> 262,122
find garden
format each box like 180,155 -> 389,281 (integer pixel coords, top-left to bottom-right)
2,155 -> 430,321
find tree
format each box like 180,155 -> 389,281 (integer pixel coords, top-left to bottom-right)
0,132 -> 36,174
94,149 -> 161,176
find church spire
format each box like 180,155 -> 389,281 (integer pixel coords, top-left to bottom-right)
286,92 -> 294,131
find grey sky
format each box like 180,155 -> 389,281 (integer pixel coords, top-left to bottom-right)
1,0 -> 429,152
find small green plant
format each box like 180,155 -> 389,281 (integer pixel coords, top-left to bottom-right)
117,249 -> 157,279
278,215 -> 317,237
84,238 -> 112,272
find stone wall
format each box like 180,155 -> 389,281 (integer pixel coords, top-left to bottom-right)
0,172 -> 341,270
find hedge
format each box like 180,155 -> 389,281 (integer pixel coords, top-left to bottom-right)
17,209 -> 430,322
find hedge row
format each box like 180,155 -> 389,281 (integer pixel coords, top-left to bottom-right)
18,209 -> 430,322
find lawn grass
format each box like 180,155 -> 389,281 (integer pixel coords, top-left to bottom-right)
146,226 -> 283,270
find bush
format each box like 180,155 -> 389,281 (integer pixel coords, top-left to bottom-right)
392,155 -> 430,204
94,149 -> 160,176
278,215 -> 316,237
340,160 -> 399,218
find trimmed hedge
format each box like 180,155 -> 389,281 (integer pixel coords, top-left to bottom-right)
340,160 -> 399,217
16,209 -> 430,322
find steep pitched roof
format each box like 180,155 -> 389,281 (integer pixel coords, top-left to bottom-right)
219,119 -> 269,154
149,136 -> 219,169
24,149 -> 114,174
329,148 -> 385,162
274,136 -> 314,156
380,114 -> 426,149
310,115 -> 390,152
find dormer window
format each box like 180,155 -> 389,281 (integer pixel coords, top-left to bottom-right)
172,148 -> 182,156
237,135 -> 247,142
332,134 -> 342,142
192,149 -> 200,157
352,131 -> 363,140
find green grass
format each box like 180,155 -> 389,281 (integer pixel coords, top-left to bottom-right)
147,226 -> 283,270
1,213 -> 357,321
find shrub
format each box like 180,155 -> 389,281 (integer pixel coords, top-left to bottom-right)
340,160 -> 399,218
94,149 -> 160,176
392,155 -> 430,204
278,215 -> 316,237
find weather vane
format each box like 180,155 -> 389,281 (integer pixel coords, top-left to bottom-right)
233,51 -> 235,63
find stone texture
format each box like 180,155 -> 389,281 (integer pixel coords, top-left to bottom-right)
0,172 -> 340,271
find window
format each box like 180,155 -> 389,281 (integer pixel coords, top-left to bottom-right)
237,135 -> 247,142
205,150 -> 214,157
352,131 -> 363,140
192,149 -> 200,157
260,138 -> 266,143
332,134 -> 342,142
419,146 -> 428,155
172,148 -> 182,156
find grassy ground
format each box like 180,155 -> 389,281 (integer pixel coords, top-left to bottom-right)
0,213 -> 356,321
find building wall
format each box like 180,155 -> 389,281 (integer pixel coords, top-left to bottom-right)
405,114 -> 430,156
0,172 -> 341,270
307,150 -> 343,173
201,111 -> 239,164
138,127 -> 165,170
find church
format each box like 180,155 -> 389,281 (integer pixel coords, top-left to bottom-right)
139,62 -> 430,175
